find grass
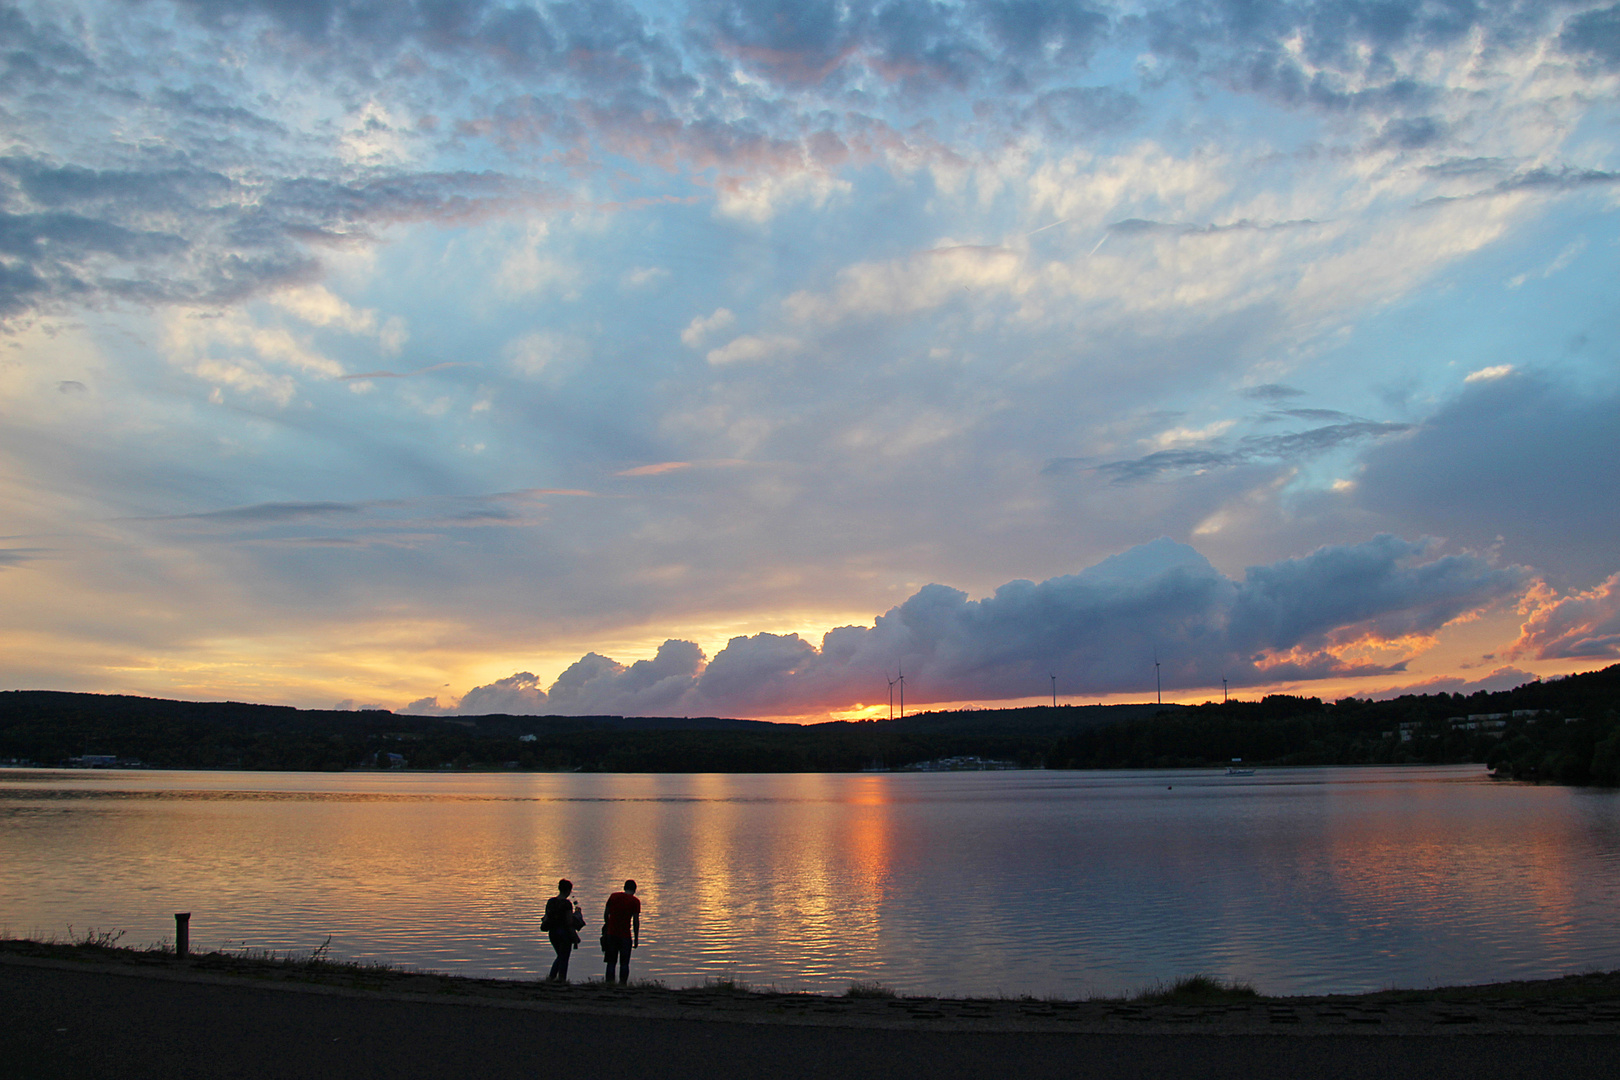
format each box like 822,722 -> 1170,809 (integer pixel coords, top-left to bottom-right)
9,934 -> 1620,1012
844,980 -> 898,999
65,926 -> 129,950
1133,975 -> 1260,1004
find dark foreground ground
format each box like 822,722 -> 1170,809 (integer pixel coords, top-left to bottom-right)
6,943 -> 1620,1080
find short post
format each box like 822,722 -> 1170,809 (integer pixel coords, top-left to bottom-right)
175,913 -> 190,958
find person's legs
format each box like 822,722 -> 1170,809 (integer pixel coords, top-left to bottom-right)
615,936 -> 631,983
549,937 -> 570,981
603,938 -> 618,982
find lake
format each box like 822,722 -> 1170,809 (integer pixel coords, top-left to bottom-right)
3,765 -> 1618,998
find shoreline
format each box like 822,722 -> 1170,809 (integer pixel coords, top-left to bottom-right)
7,938 -> 1620,1035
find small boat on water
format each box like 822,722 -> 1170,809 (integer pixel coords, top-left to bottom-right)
1225,757 -> 1255,776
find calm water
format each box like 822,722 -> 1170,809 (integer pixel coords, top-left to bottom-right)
3,765 -> 1619,998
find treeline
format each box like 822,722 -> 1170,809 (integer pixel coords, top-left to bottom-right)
1049,668 -> 1620,783
2,665 -> 1618,782
0,693 -> 1155,772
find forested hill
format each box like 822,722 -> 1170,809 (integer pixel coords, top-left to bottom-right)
2,665 -> 1618,780
0,691 -> 1164,771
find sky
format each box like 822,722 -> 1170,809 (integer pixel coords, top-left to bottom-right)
2,0 -> 1619,721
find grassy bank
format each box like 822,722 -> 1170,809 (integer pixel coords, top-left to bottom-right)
7,935 -> 1620,1009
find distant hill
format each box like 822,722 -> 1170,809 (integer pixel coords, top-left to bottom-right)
1,667 -> 1617,781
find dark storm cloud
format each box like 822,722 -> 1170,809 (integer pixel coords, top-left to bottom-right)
1354,371 -> 1620,585
427,535 -> 1528,716
1083,420 -> 1409,483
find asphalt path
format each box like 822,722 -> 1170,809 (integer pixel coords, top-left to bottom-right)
6,964 -> 1618,1080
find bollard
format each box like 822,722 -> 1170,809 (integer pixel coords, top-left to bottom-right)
175,913 -> 190,958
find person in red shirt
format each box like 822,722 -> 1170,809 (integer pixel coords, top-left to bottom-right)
601,879 -> 641,984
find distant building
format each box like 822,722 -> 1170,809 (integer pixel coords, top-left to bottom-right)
1448,716 -> 1508,736
899,755 -> 1019,772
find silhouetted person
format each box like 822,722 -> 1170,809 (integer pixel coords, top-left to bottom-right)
544,878 -> 584,982
602,879 -> 640,984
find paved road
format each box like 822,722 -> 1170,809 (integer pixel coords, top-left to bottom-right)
7,964 -> 1617,1080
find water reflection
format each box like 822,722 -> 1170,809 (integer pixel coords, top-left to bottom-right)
2,766 -> 1619,997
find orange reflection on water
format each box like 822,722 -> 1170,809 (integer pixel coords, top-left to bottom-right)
1311,778 -> 1589,970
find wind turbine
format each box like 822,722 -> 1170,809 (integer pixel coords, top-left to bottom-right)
886,675 -> 896,721
897,663 -> 906,720
1050,673 -> 1057,709
1154,652 -> 1162,706
1222,676 -> 1228,705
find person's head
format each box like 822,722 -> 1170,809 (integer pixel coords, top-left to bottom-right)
557,879 -> 572,897
623,879 -> 637,894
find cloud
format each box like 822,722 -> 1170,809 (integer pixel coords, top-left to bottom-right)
1367,666 -> 1540,700
459,671 -> 551,714
1025,86 -> 1141,138
1512,576 -> 1620,660
706,333 -> 802,366
1083,421 -> 1410,483
1422,166 -> 1620,206
428,534 -> 1528,717
1560,3 -> 1620,70
1107,216 -> 1321,238
158,501 -> 364,524
544,640 -> 706,714
681,307 -> 736,347
338,362 -> 472,380
0,548 -> 46,569
617,462 -> 692,477
0,150 -> 552,323
1241,383 -> 1306,402
1506,239 -> 1586,289
1225,535 -> 1526,654
1354,372 -> 1620,583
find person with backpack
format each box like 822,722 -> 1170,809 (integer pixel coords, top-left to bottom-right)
542,878 -> 585,982
601,879 -> 641,984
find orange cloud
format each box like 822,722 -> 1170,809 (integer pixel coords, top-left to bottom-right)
616,462 -> 692,477
1511,574 -> 1620,659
